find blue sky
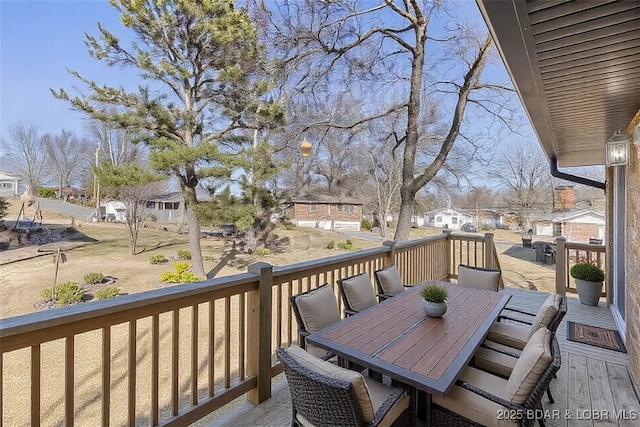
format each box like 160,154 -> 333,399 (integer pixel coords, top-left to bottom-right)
0,0 -> 138,141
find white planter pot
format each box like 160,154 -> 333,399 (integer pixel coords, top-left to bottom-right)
422,300 -> 447,317
575,279 -> 603,306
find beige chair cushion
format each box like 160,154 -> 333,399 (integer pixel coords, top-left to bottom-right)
365,376 -> 410,427
376,265 -> 405,296
457,265 -> 501,291
487,322 -> 530,350
294,285 -> 341,333
529,293 -> 561,336
432,366 -> 517,426
474,346 -> 518,378
506,328 -> 552,404
341,274 -> 378,312
287,345 -> 375,422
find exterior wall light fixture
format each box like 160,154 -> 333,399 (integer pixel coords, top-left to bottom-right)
606,130 -> 630,166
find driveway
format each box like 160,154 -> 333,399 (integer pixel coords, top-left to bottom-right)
339,230 -> 384,242
36,198 -> 96,221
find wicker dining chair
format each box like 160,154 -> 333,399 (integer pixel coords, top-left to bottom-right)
290,284 -> 341,360
457,264 -> 502,292
432,328 -> 561,427
373,264 -> 410,301
277,346 -> 414,427
473,294 -> 567,404
337,273 -> 378,316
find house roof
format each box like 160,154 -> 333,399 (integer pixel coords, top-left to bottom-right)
476,0 -> 640,167
422,207 -> 471,217
289,194 -> 363,205
530,209 -> 605,223
0,171 -> 19,181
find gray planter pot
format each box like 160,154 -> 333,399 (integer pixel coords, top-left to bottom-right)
422,300 -> 447,317
575,279 -> 603,306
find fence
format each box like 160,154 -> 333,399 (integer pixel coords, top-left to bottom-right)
0,232 -> 495,426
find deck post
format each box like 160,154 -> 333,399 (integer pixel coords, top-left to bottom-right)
484,233 -> 495,269
382,240 -> 396,266
442,229 -> 452,279
247,262 -> 273,404
555,237 -> 566,295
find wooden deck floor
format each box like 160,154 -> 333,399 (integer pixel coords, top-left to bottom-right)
206,288 -> 640,427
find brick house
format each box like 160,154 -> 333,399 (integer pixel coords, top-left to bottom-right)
530,210 -> 605,243
284,195 -> 363,232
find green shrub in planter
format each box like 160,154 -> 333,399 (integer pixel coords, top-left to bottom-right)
570,262 -> 604,282
95,286 -> 120,300
419,283 -> 448,303
177,249 -> 192,260
149,254 -> 167,264
84,272 -> 104,284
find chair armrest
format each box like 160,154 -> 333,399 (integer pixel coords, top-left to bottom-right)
369,384 -> 409,426
480,341 -> 522,358
497,314 -> 533,325
501,307 -> 536,317
345,308 -> 358,317
455,380 -> 521,411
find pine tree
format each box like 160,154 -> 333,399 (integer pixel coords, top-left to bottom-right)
52,0 -> 277,276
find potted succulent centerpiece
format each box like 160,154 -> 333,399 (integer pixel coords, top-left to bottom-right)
420,282 -> 449,317
570,262 -> 605,306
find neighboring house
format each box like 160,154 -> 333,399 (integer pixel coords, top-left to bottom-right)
284,195 -> 363,232
417,207 -> 474,230
146,192 -> 183,220
530,210 -> 605,243
0,171 -> 19,198
98,200 -> 127,222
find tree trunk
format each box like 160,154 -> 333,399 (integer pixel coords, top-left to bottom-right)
181,183 -> 205,277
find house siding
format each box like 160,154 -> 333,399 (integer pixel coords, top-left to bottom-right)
626,139 -> 640,384
562,222 -> 600,243
287,202 -> 362,231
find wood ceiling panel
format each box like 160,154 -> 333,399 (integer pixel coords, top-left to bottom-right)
539,39 -> 640,68
528,0 -> 620,26
540,46 -> 640,74
527,0 -> 574,14
541,68 -> 640,90
540,54 -> 640,81
545,82 -> 640,101
537,29 -> 640,61
536,20 -> 640,53
531,6 -> 638,39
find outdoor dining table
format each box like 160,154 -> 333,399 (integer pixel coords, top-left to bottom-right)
306,282 -> 511,399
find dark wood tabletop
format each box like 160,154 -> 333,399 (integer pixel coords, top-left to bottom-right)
306,282 -> 511,397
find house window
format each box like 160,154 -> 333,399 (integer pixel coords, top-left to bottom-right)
436,216 -> 442,222
164,202 -> 179,210
336,204 -> 355,213
451,217 -> 458,224
309,204 -> 317,212
0,182 -> 12,189
146,201 -> 155,209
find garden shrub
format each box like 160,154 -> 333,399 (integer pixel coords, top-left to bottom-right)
337,239 -> 357,251
255,248 -> 273,256
159,262 -> 201,284
326,240 -> 335,249
177,249 -> 192,260
37,187 -> 57,199
148,214 -> 158,222
84,272 -> 104,284
95,286 -> 120,300
149,254 -> 167,264
41,282 -> 85,306
361,219 -> 373,231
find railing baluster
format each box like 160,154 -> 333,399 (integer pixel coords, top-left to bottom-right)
208,300 -> 215,398
191,304 -> 198,406
239,293 -> 245,381
151,314 -> 159,426
31,345 -> 40,427
276,283 -> 282,349
224,296 -> 231,389
172,309 -> 179,416
65,335 -> 74,426
1,348 -> 3,427
128,320 -> 136,427
102,327 -> 111,427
